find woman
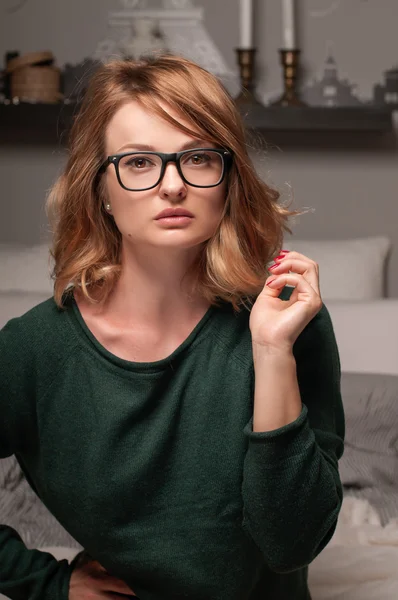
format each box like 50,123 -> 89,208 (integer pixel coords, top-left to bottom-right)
0,55 -> 344,600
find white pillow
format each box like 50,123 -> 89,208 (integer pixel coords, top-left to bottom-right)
0,243 -> 54,294
326,299 -> 398,376
282,236 -> 391,300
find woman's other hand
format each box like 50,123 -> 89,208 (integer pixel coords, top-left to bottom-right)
69,551 -> 137,598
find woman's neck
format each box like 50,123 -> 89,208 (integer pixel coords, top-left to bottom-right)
82,244 -> 210,330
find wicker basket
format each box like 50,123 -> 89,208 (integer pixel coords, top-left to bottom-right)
7,51 -> 61,103
11,65 -> 61,103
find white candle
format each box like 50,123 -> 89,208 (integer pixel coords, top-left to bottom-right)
282,0 -> 296,49
240,0 -> 253,48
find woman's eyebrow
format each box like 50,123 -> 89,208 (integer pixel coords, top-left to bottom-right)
116,139 -> 213,152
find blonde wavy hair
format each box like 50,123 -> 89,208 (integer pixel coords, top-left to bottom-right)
47,54 -> 299,311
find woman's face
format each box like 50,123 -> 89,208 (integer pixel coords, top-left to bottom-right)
103,101 -> 228,253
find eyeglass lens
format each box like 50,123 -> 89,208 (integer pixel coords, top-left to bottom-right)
117,151 -> 224,189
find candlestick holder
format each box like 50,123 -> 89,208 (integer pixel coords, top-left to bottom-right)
271,48 -> 306,107
234,48 -> 264,108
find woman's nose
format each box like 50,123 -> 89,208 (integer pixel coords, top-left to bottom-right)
158,163 -> 187,198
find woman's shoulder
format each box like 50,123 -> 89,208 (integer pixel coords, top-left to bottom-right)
0,294 -> 79,365
1,295 -> 68,334
213,287 -> 336,365
211,287 -> 298,357
292,295 -> 339,370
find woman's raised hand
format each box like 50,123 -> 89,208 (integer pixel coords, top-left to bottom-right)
249,250 -> 323,354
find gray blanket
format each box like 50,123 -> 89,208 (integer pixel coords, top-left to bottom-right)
340,371 -> 398,525
0,456 -> 81,549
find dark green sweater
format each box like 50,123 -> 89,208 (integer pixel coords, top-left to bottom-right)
0,287 -> 344,600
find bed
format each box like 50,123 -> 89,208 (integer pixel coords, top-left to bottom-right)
1,237 -> 398,599
308,366 -> 398,600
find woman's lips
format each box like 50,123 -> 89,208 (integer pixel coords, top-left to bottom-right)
155,215 -> 193,225
155,208 -> 194,219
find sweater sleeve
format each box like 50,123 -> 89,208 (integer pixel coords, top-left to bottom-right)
241,302 -> 345,573
0,317 -> 75,600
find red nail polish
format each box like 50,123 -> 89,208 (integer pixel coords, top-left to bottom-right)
275,255 -> 285,260
281,249 -> 290,253
266,278 -> 277,286
269,263 -> 279,270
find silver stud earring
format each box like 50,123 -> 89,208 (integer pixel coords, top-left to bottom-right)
105,203 -> 111,211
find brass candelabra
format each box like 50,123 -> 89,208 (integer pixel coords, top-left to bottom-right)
234,48 -> 263,107
271,49 -> 306,107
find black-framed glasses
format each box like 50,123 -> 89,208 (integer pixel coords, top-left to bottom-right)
99,148 -> 233,192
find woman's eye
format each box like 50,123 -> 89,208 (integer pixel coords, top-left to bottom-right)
126,158 -> 149,168
186,154 -> 209,165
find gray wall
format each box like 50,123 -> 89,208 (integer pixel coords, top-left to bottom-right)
1,0 -> 398,295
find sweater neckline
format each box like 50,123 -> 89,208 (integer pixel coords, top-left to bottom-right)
67,295 -> 218,373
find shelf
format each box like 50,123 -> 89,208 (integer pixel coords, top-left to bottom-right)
0,102 -> 394,145
0,103 -> 76,144
240,104 -> 394,132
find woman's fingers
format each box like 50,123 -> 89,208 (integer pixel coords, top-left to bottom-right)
266,272 -> 322,311
93,564 -> 136,595
74,554 -> 134,593
268,253 -> 320,294
101,574 -> 136,595
69,554 -> 137,598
